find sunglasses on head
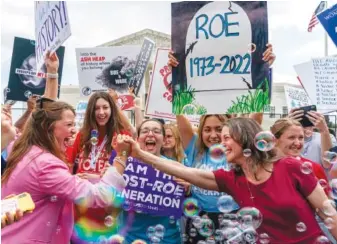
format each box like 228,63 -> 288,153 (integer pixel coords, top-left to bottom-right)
36,97 -> 56,109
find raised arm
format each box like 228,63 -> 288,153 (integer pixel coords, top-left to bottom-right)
126,137 -> 219,191
43,51 -> 59,100
176,115 -> 195,149
14,95 -> 37,132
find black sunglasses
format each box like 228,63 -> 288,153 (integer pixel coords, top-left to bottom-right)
36,97 -> 56,109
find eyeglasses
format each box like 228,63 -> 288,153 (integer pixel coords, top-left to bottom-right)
139,128 -> 162,135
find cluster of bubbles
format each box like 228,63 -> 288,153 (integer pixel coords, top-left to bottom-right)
146,224 -> 166,243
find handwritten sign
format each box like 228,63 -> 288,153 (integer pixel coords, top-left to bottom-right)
145,48 -> 200,123
284,85 -> 311,111
34,1 -> 71,71
312,57 -> 337,109
171,1 -> 270,115
129,38 -> 155,96
75,46 -> 141,110
112,156 -> 185,217
6,37 -> 65,102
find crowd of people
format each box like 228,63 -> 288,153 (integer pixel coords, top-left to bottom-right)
1,46 -> 337,244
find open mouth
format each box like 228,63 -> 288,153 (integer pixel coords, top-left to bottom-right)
145,140 -> 156,151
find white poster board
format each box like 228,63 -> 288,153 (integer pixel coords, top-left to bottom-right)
75,46 -> 141,110
145,48 -> 199,123
35,1 -> 71,71
284,85 -> 311,111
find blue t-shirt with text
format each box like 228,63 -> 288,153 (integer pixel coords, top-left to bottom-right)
184,134 -> 239,212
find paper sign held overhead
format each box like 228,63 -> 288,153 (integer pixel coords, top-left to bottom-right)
284,85 -> 311,112
35,1 -> 71,71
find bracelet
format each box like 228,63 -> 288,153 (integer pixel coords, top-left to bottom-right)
114,156 -> 126,168
46,73 -> 59,79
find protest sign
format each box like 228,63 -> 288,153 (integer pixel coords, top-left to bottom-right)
120,157 -> 185,218
284,85 -> 311,111
294,57 -> 337,111
317,4 -> 337,47
75,46 -> 141,110
129,38 -> 155,96
6,37 -> 65,102
171,1 -> 270,115
145,48 -> 200,123
34,1 -> 71,71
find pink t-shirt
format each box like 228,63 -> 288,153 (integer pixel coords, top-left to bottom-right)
213,157 -> 324,244
1,146 -> 126,244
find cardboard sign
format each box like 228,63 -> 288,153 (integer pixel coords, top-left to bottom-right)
317,4 -> 337,47
6,37 -> 65,102
35,1 -> 71,71
118,157 -> 185,218
171,1 -> 270,115
145,48 -> 200,123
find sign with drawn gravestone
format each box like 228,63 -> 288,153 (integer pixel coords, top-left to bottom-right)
6,37 -> 65,102
171,1 -> 270,115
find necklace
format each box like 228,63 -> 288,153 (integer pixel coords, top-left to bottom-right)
245,178 -> 256,206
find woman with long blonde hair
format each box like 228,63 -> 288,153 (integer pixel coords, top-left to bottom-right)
162,124 -> 186,163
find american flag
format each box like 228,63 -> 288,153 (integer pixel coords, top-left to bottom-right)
307,1 -> 327,32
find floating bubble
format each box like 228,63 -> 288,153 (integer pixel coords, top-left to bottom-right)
241,214 -> 254,229
209,144 -> 226,163
150,236 -> 161,243
147,226 -> 155,238
104,215 -> 114,227
259,233 -> 270,244
243,227 -> 258,243
220,219 -> 232,229
254,131 -> 276,151
300,161 -> 313,175
50,196 -> 58,202
217,195 -> 236,213
248,43 -> 257,53
323,151 -> 337,164
169,215 -> 175,224
243,149 -> 252,157
330,179 -> 337,200
189,228 -> 197,237
131,240 -> 147,244
109,234 -> 124,244
318,179 -> 328,189
154,224 -> 165,239
55,226 -> 61,234
183,198 -> 200,217
182,234 -> 188,242
46,221 -> 51,227
98,236 -> 109,244
324,217 -> 336,230
214,229 -> 225,241
197,241 -> 206,244
296,222 -> 307,232
237,207 -> 263,229
198,217 -> 214,237
321,200 -> 337,216
315,236 -> 330,244
192,216 -> 202,229
205,238 -> 216,244
24,90 -> 32,98
181,104 -> 197,115
223,227 -> 243,243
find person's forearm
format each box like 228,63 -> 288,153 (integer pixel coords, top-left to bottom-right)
14,110 -> 32,132
134,105 -> 144,130
118,108 -> 136,136
44,69 -> 58,100
112,154 -> 128,175
321,130 -> 333,168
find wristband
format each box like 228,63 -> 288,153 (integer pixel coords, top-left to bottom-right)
114,157 -> 126,168
46,73 -> 59,79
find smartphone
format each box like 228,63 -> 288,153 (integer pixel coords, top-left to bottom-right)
294,105 -> 317,127
1,192 -> 35,220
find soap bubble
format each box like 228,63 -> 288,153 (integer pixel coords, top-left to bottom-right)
209,144 -> 226,163
254,131 -> 276,151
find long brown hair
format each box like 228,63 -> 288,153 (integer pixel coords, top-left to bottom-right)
196,115 -> 227,158
270,118 -> 302,139
80,92 -> 124,157
163,124 -> 185,163
224,118 -> 279,180
2,101 -> 75,184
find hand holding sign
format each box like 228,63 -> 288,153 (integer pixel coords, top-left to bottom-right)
44,51 -> 59,74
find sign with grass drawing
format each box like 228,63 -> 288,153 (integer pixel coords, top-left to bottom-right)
171,1 -> 270,115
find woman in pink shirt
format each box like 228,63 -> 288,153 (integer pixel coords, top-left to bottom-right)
123,118 -> 337,243
1,100 -> 131,244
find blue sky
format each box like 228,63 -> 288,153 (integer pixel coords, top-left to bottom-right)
1,0 -> 337,102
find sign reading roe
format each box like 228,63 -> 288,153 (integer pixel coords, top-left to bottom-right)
171,1 -> 270,115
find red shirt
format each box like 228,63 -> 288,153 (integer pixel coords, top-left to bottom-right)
298,157 -> 331,196
213,157 -> 323,244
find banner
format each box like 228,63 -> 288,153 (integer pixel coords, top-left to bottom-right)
145,48 -> 200,123
120,157 -> 185,218
171,1 -> 270,115
75,46 -> 141,110
34,1 -> 71,71
317,4 -> 337,47
284,85 -> 311,111
6,37 -> 65,102
129,38 -> 155,96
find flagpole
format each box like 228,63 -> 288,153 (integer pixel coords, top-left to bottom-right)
324,0 -> 329,56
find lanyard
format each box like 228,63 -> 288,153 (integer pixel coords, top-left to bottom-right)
90,136 -> 107,169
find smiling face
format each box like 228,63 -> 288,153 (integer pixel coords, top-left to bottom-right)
53,109 -> 76,150
276,125 -> 304,157
201,116 -> 223,149
138,120 -> 164,155
95,98 -> 111,127
221,126 -> 244,163
163,128 -> 176,150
